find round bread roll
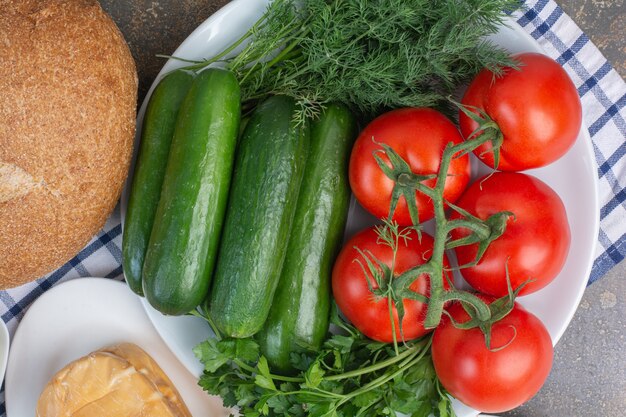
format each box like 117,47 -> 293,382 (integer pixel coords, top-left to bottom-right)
0,0 -> 137,287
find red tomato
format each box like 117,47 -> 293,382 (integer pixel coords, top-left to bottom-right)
349,108 -> 470,225
450,172 -> 570,297
459,52 -> 581,171
332,226 -> 450,342
431,300 -> 553,413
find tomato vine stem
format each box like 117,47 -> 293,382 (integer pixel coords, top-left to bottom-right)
378,121 -> 514,330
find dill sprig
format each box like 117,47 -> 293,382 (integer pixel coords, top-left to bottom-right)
200,0 -> 521,122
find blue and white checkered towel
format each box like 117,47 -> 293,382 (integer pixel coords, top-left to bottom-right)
513,0 -> 626,285
0,0 -> 624,412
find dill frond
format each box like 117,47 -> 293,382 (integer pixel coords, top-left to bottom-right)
199,0 -> 522,123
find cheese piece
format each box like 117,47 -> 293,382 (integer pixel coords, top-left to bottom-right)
36,344 -> 191,417
100,344 -> 191,417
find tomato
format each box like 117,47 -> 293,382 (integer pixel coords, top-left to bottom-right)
349,107 -> 470,225
331,226 -> 450,342
450,172 -> 570,297
459,52 -> 581,171
431,300 -> 553,413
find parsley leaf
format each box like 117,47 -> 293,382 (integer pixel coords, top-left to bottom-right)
195,328 -> 454,417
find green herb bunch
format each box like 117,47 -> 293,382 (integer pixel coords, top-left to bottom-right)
183,0 -> 520,122
194,305 -> 454,417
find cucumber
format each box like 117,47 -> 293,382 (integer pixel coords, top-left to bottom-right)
209,95 -> 310,338
142,68 -> 240,315
122,70 -> 194,296
257,103 -> 356,372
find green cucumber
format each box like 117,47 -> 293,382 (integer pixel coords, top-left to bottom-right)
209,95 -> 310,338
257,103 -> 356,372
142,68 -> 240,315
122,70 -> 194,296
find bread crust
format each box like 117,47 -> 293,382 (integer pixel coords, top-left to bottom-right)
0,0 -> 137,287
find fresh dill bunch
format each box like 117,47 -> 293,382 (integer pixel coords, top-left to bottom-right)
196,0 -> 521,122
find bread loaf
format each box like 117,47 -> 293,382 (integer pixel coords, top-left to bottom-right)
0,0 -> 137,287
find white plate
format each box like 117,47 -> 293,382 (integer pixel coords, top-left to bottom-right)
121,1 -> 600,416
4,278 -> 226,417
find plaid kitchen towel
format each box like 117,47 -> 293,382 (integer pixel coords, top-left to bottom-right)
513,0 -> 626,284
0,0 -> 624,412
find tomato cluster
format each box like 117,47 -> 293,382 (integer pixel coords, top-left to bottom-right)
332,53 -> 580,413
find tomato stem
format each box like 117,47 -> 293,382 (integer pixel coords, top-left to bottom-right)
368,100 -> 517,334
444,219 -> 491,240
423,156 -> 453,328
381,120 -> 511,329
393,263 -> 434,291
